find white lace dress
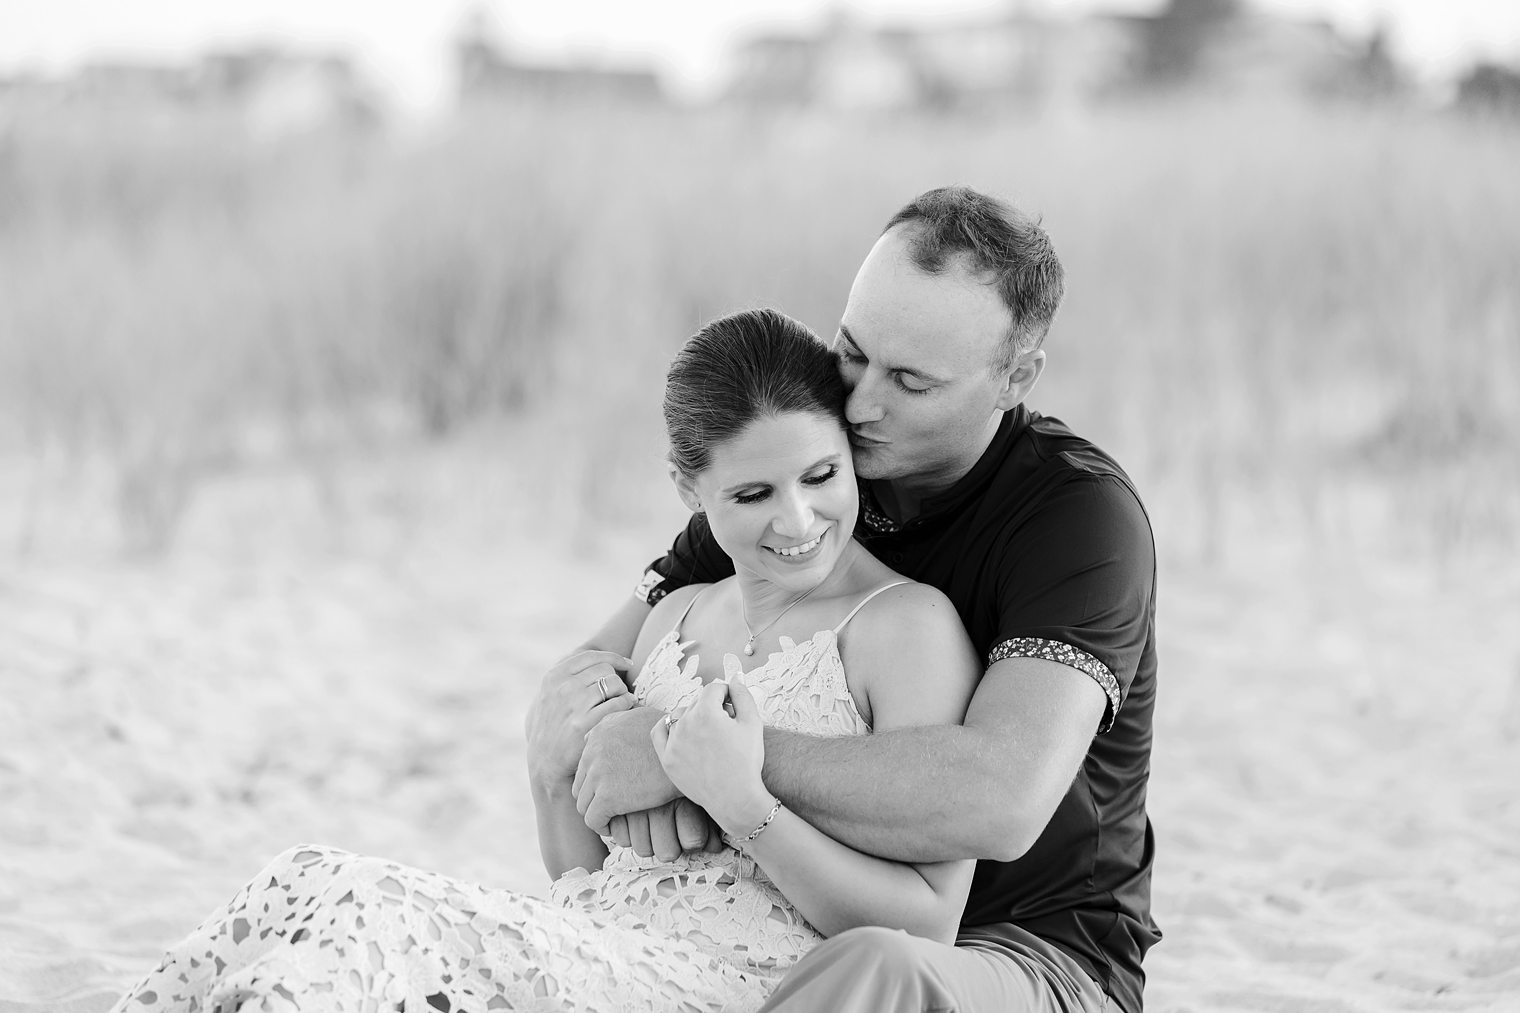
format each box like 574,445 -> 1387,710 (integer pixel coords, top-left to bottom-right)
110,623 -> 874,1013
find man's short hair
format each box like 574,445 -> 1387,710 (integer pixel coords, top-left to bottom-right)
884,186 -> 1065,369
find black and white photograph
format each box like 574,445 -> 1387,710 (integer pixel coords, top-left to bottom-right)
2,1 -> 1518,1011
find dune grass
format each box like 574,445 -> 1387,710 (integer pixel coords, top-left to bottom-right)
1,96 -> 1516,564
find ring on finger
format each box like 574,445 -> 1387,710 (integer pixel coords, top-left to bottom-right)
663,713 -> 675,732
597,675 -> 609,704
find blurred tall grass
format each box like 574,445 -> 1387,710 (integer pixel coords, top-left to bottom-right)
1,97 -> 1516,566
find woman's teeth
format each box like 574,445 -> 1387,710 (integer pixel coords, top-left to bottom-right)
771,533 -> 822,557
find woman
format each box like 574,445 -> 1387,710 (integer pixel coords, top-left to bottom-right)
111,308 -> 982,1012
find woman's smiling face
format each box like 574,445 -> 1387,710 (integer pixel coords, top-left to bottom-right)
676,410 -> 858,592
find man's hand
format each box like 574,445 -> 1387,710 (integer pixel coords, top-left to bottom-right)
607,798 -> 725,860
525,650 -> 634,785
651,675 -> 771,837
574,706 -> 681,833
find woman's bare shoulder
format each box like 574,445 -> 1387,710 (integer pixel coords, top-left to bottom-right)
631,582 -> 711,673
851,580 -> 960,631
836,579 -> 980,727
646,582 -> 710,626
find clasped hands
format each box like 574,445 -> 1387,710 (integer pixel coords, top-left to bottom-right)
528,649 -> 770,862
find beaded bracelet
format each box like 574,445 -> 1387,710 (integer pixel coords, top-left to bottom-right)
731,798 -> 783,848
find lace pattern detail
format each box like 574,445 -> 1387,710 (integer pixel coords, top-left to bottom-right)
549,628 -> 871,976
112,630 -> 869,1013
112,844 -> 771,1013
988,637 -> 1121,733
634,627 -> 869,738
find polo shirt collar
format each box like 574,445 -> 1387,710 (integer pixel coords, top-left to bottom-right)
859,405 -> 1033,532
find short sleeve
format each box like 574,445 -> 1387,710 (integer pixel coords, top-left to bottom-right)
990,475 -> 1155,733
635,512 -> 736,605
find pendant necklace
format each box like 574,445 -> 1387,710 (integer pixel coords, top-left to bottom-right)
741,582 -> 822,656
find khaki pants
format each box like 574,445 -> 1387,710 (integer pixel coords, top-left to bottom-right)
759,924 -> 1110,1013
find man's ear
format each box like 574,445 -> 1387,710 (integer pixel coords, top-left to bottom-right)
669,464 -> 703,514
994,349 -> 1046,412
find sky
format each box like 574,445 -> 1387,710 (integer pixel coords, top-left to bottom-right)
2,0 -> 1519,113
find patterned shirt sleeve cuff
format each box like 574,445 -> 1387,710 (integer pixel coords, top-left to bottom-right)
987,637 -> 1121,734
634,569 -> 670,606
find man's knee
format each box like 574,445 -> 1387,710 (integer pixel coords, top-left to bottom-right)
763,928 -> 956,1012
813,926 -> 936,977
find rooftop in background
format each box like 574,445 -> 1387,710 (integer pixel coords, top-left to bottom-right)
3,1 -> 1517,124
720,4 -> 1402,112
0,0 -> 1516,117
0,46 -> 381,137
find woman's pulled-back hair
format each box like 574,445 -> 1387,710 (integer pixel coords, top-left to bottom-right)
664,308 -> 847,478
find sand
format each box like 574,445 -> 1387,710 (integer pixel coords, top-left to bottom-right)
2,448 -> 1518,1013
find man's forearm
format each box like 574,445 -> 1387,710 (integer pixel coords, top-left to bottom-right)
762,725 -> 1019,863
576,705 -> 684,832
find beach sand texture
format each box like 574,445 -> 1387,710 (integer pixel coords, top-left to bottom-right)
1,445 -> 1517,1013
3,94 -> 1519,1013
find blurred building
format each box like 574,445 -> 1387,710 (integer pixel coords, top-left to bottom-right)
1137,1 -> 1399,99
1454,61 -> 1520,117
194,48 -> 381,136
724,11 -> 1134,111
722,3 -> 1400,112
0,47 -> 380,137
455,13 -> 664,107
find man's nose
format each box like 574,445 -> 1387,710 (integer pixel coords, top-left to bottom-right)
845,372 -> 884,425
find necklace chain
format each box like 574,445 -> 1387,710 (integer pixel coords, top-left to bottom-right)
741,582 -> 821,656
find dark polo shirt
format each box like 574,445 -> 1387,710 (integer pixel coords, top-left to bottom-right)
637,405 -> 1161,1013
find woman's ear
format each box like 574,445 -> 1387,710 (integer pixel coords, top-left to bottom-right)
669,464 -> 703,514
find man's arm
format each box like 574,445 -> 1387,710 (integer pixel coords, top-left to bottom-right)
578,637 -> 1107,863
524,651 -> 637,877
762,655 -> 1107,863
572,516 -> 739,851
762,474 -> 1151,862
571,583 -> 723,858
576,595 -> 652,662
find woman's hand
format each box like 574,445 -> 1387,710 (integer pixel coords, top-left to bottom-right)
650,673 -> 774,837
525,650 -> 635,785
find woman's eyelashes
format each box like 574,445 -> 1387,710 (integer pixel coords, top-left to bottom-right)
805,465 -> 841,486
731,466 -> 840,506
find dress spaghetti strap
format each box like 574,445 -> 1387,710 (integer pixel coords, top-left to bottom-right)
670,587 -> 706,639
831,581 -> 912,635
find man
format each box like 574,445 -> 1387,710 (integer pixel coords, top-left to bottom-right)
556,186 -> 1159,1012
